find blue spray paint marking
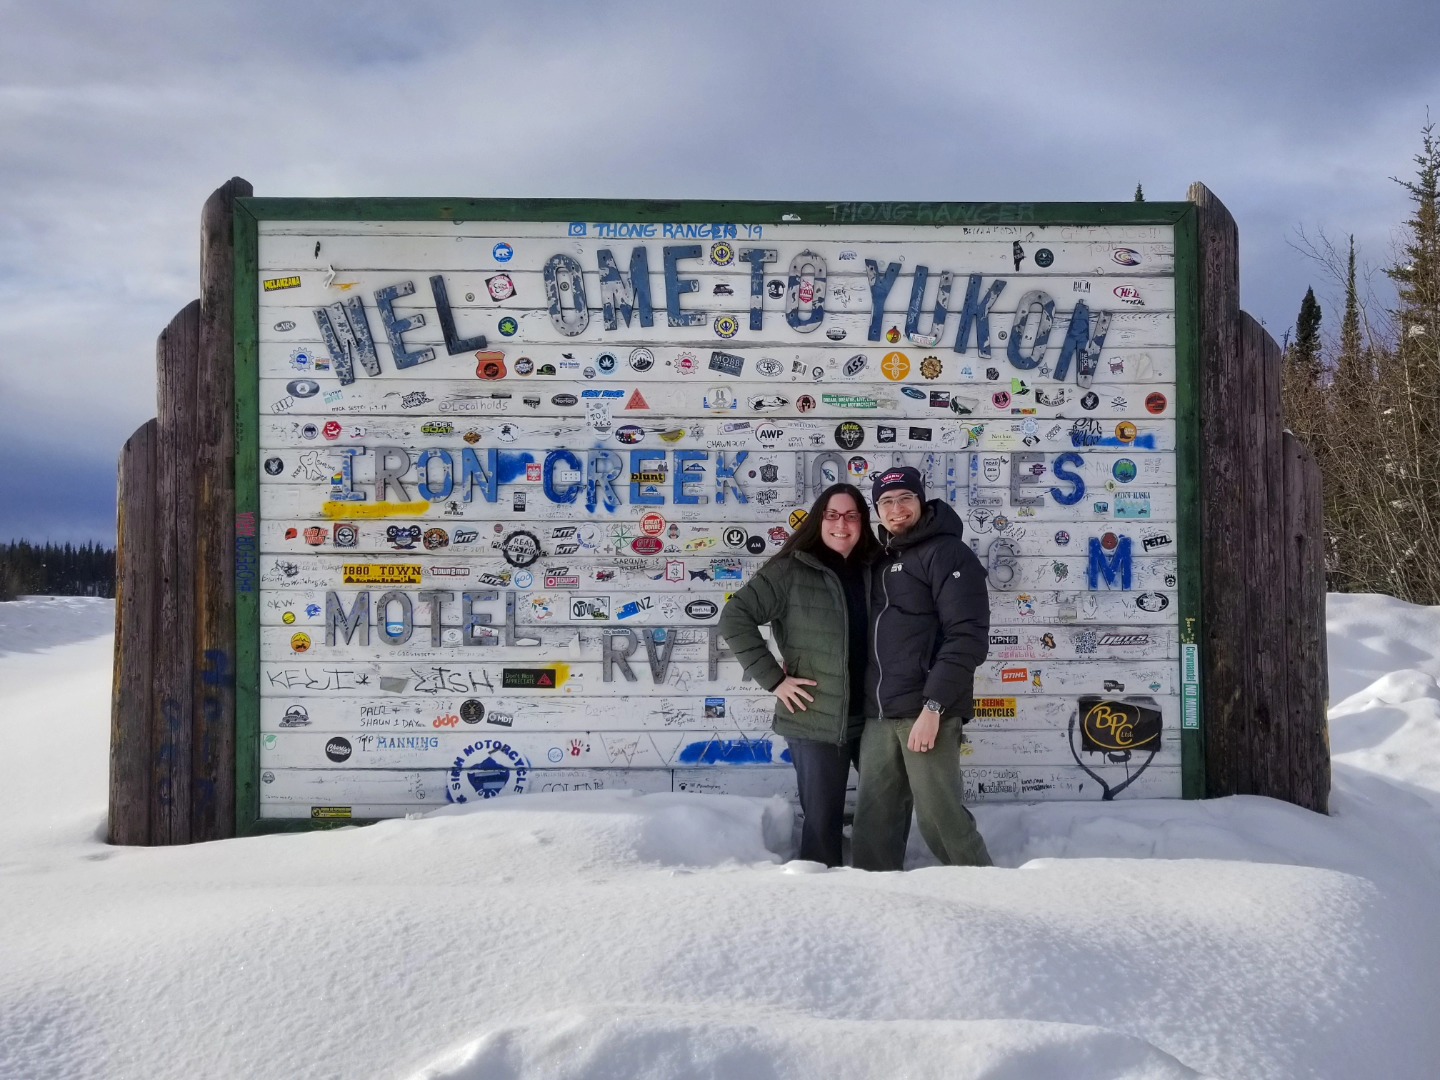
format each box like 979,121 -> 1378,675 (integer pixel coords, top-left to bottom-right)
1070,434 -> 1157,450
374,281 -> 437,369
664,245 -> 705,327
201,649 -> 233,687
1088,536 -> 1134,589
678,738 -> 777,765
951,274 -> 1007,356
429,274 -> 488,353
596,247 -> 655,330
740,248 -> 776,330
865,260 -> 902,340
496,451 -> 535,485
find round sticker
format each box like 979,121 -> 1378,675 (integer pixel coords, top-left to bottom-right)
282,611 -> 296,624
640,512 -> 666,537
290,632 -> 311,653
1054,530 -> 1071,546
1034,248 -> 1054,267
264,457 -> 283,475
498,316 -> 518,336
710,241 -> 735,265
500,530 -> 541,567
1081,392 -> 1099,411
755,357 -> 782,377
789,509 -> 809,530
325,737 -> 352,763
493,242 -> 513,262
880,352 -> 910,380
796,395 -> 817,413
745,536 -> 767,555
629,348 -> 655,372
992,391 -> 1012,409
1112,458 -> 1138,484
460,699 -> 485,724
1101,532 -> 1119,551
723,527 -> 747,548
514,356 -> 534,376
919,356 -> 943,380
1115,421 -> 1138,443
848,455 -> 868,478
714,314 -> 739,339
596,352 -> 617,374
835,421 -> 864,450
1145,392 -> 1167,414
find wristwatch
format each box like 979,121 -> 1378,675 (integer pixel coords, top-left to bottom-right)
922,698 -> 946,715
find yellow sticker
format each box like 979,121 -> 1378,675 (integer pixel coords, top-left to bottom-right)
971,697 -> 1017,719
282,611 -> 296,625
263,276 -> 302,291
290,632 -> 312,653
880,352 -> 911,380
322,500 -> 430,519
789,509 -> 808,530
343,564 -> 422,585
310,806 -> 352,820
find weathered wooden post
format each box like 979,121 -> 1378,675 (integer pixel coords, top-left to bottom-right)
109,178 -> 251,844
192,177 -> 251,841
109,419 -> 158,844
1190,182 -> 1329,811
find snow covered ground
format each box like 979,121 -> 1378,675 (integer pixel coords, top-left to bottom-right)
1,593 -> 1438,1079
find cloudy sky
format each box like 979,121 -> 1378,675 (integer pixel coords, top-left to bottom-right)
3,0 -> 1437,544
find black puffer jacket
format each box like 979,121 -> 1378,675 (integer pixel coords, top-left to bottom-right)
865,500 -> 990,720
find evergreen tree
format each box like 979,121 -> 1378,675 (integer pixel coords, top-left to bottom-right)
1334,236 -> 1366,394
1133,183 -> 1145,202
1292,286 -> 1323,384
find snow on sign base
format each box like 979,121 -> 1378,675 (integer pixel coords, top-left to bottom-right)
238,204 -> 1196,824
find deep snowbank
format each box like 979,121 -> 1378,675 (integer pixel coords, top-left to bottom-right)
1,594 -> 1438,1080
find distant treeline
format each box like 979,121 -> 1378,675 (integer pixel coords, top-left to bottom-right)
0,541 -> 116,601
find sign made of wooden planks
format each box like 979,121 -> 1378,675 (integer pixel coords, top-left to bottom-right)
235,200 -> 1203,825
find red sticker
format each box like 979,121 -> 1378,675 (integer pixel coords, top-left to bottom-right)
1145,392 -> 1167,414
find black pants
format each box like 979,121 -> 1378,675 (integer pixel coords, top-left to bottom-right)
787,734 -> 861,867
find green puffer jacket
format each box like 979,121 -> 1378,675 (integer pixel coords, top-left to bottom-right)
717,550 -> 867,745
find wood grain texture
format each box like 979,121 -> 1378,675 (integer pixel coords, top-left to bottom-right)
109,419 -> 158,845
1283,432 -> 1330,813
1188,184 -> 1247,798
153,300 -> 201,844
192,177 -> 252,841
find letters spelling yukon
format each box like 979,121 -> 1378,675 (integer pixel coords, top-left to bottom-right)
315,250 -> 1106,387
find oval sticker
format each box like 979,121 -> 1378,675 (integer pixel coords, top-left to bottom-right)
551,393 -> 578,406
287,379 -> 320,398
685,599 -> 718,619
615,425 -> 645,445
631,537 -> 664,555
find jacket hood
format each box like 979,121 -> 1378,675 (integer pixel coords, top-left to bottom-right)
879,498 -> 966,551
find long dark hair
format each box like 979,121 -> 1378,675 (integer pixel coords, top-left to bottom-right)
773,482 -> 880,562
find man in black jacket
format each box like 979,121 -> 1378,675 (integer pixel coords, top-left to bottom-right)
852,466 -> 993,870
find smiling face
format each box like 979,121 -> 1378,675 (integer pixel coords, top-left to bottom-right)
876,490 -> 922,536
819,490 -> 863,557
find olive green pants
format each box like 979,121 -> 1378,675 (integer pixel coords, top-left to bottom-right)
852,715 -> 992,871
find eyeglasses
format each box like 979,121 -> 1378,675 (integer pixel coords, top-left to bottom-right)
822,510 -> 862,523
876,493 -> 919,509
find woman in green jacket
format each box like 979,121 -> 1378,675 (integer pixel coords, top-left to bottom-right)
718,482 -> 880,866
